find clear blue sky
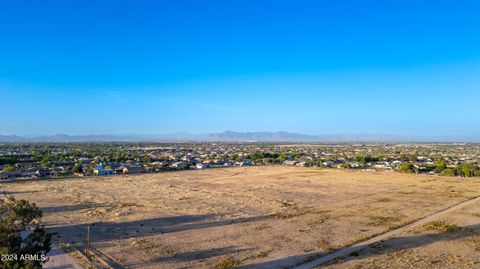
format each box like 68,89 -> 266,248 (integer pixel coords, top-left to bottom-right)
1,0 -> 479,136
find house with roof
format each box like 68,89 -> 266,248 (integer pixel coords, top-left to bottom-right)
171,161 -> 189,169
0,173 -> 13,181
35,168 -> 50,178
93,165 -> 114,176
122,166 -> 143,174
196,163 -> 211,169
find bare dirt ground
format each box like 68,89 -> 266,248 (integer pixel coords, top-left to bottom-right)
322,199 -> 480,269
1,166 -> 480,268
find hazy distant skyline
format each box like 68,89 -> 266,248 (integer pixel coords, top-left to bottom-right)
1,1 -> 479,136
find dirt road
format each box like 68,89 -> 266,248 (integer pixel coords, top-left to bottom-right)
3,167 -> 480,268
43,244 -> 83,269
294,195 -> 480,269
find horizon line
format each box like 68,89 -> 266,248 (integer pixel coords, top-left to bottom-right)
1,131 -> 479,143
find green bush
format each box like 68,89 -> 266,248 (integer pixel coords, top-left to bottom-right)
340,163 -> 350,169
441,169 -> 455,176
424,221 -> 458,232
400,163 -> 414,173
0,197 -> 52,269
434,161 -> 447,173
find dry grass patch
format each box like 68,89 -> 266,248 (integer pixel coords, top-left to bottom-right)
256,251 -> 270,258
471,213 -> 480,218
423,221 -> 458,232
368,215 -> 399,226
316,238 -> 334,251
3,166 -> 480,269
214,257 -> 240,269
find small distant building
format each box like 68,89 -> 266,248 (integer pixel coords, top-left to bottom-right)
35,168 -> 50,178
416,156 -> 426,162
78,157 -> 94,164
283,160 -> 299,166
171,161 -> 189,169
414,164 -> 427,171
114,166 -> 125,174
350,162 -> 363,168
196,163 -> 211,169
93,166 -> 114,176
392,160 -> 402,166
233,160 -> 254,167
0,173 -> 12,181
323,161 -> 334,167
0,171 -> 21,180
15,162 -> 34,169
242,160 -> 254,166
123,166 -> 143,174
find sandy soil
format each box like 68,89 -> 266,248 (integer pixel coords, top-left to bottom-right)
322,199 -> 480,269
1,166 -> 480,268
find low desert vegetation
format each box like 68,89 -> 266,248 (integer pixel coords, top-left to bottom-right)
368,215 -> 399,226
0,196 -> 52,269
423,221 -> 459,232
214,257 -> 240,269
2,167 -> 480,268
2,143 -> 480,182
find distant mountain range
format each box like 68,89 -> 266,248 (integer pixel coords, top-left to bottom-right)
0,131 -> 479,143
0,134 -> 140,142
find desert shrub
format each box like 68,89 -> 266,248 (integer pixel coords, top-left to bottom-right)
355,155 -> 378,163
434,161 -> 447,173
441,169 -> 455,176
214,257 -> 240,269
424,221 -> 458,232
0,196 -> 52,269
400,163 -> 414,173
458,164 -> 474,177
368,215 -> 398,226
340,163 -> 350,169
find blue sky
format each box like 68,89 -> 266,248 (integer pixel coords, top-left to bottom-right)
1,0 -> 479,136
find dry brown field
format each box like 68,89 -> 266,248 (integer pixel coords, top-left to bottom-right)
322,197 -> 480,269
1,166 -> 480,268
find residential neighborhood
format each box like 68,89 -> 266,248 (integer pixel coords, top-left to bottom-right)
1,142 -> 479,181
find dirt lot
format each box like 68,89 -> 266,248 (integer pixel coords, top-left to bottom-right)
323,201 -> 480,269
1,166 -> 480,268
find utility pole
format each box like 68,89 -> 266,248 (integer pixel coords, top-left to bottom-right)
85,224 -> 91,258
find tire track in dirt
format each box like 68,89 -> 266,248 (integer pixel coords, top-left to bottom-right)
294,195 -> 480,269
